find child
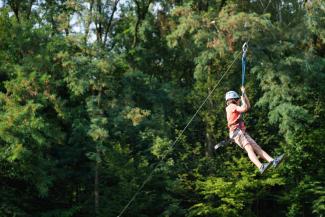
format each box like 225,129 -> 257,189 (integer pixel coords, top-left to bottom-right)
224,86 -> 284,174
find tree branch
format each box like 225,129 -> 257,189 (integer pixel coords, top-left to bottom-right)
132,0 -> 152,47
95,0 -> 103,44
8,0 -> 20,23
26,0 -> 36,20
104,0 -> 120,46
219,0 -> 226,12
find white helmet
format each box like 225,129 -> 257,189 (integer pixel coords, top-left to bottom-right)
225,91 -> 240,101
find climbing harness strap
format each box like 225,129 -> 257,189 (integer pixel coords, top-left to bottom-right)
230,128 -> 241,139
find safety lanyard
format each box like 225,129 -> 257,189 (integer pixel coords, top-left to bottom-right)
242,42 -> 248,87
241,42 -> 248,118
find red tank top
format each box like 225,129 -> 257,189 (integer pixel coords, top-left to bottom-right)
226,104 -> 245,132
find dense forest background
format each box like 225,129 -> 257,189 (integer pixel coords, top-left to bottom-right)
0,0 -> 324,217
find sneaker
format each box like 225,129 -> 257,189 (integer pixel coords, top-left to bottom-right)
259,162 -> 271,174
214,140 -> 228,150
272,154 -> 285,168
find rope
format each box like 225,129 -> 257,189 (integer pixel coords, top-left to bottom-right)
116,50 -> 243,217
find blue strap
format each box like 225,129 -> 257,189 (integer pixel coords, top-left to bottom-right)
241,43 -> 248,118
241,42 -> 248,87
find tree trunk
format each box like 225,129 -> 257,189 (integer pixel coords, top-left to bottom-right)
104,0 -> 120,46
205,131 -> 214,157
95,0 -> 103,44
205,65 -> 215,157
26,0 -> 36,20
84,0 -> 94,44
94,146 -> 99,216
277,1 -> 282,23
132,0 -> 152,47
219,0 -> 226,12
8,0 -> 20,22
94,89 -> 102,216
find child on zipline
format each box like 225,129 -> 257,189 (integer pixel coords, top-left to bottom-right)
224,86 -> 284,174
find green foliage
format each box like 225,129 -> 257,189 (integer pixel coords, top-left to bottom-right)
0,0 -> 324,217
189,157 -> 285,217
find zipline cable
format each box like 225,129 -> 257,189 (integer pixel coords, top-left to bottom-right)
264,0 -> 273,12
117,49 -> 245,217
258,0 -> 273,12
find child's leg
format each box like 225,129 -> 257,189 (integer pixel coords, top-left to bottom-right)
252,144 -> 274,162
244,144 -> 262,169
244,133 -> 274,162
232,130 -> 272,171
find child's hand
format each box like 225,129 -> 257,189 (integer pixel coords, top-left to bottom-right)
241,86 -> 246,94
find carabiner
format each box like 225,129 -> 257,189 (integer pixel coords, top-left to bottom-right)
242,42 -> 248,53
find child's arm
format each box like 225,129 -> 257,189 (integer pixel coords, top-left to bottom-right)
241,86 -> 251,110
235,86 -> 250,113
